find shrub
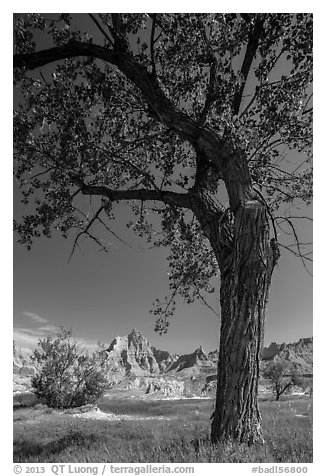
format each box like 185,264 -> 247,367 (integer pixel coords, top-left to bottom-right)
31,328 -> 108,409
13,392 -> 38,409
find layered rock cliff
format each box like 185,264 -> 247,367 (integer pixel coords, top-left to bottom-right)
261,337 -> 313,372
104,329 -> 167,381
167,346 -> 215,375
13,331 -> 313,397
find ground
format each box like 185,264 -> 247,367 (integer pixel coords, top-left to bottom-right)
13,393 -> 312,463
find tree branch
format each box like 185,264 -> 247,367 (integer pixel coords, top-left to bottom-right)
232,15 -> 265,115
197,289 -> 220,319
14,40 -> 231,174
14,39 -> 254,211
71,176 -> 194,210
198,21 -> 219,126
97,146 -> 160,191
150,14 -> 157,77
88,13 -> 114,47
198,60 -> 218,126
69,205 -> 107,262
110,13 -> 128,49
238,86 -> 258,121
276,216 -> 313,276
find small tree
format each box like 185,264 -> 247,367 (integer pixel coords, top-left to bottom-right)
14,13 -> 313,444
31,328 -> 108,409
262,359 -> 297,401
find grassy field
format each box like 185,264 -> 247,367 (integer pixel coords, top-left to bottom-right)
13,394 -> 312,463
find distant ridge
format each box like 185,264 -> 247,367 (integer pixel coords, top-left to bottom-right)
167,346 -> 214,374
13,332 -> 313,395
103,330 -> 313,377
103,329 -> 219,378
261,337 -> 313,372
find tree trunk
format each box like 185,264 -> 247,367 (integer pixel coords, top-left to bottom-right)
188,145 -> 279,445
210,202 -> 277,445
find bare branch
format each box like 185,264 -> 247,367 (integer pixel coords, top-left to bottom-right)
96,214 -> 132,248
232,15 -> 265,115
278,243 -> 313,276
69,205 -> 107,262
150,14 -> 157,77
275,215 -> 313,222
71,176 -> 194,210
88,13 -> 114,47
198,21 -> 219,126
248,135 -> 284,163
302,107 -> 313,116
28,167 -> 54,180
197,290 -> 220,319
267,69 -> 312,88
238,87 -> 258,120
198,60 -> 218,126
39,70 -> 49,85
276,217 -> 313,276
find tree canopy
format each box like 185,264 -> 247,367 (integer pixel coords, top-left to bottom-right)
14,14 -> 312,328
14,12 -> 313,445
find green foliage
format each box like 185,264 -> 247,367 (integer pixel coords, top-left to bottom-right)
30,328 -> 108,409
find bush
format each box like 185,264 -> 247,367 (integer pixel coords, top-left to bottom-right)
31,328 -> 108,409
13,392 -> 38,409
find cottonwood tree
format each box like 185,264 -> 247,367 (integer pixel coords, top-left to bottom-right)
13,13 -> 312,444
262,360 -> 298,401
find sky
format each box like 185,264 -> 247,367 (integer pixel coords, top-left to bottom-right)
12,12 -> 313,356
13,201 -> 312,355
3,5 -> 324,474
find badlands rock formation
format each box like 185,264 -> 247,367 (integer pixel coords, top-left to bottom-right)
167,346 -> 214,375
13,341 -> 35,393
104,328 -> 176,381
87,329 -> 218,397
13,341 -> 35,377
13,330 -> 313,397
261,337 -> 313,373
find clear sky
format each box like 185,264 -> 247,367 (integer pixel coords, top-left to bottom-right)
13,191 -> 313,354
12,12 -> 313,355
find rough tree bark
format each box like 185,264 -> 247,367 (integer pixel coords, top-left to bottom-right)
192,148 -> 279,445
211,203 -> 277,444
